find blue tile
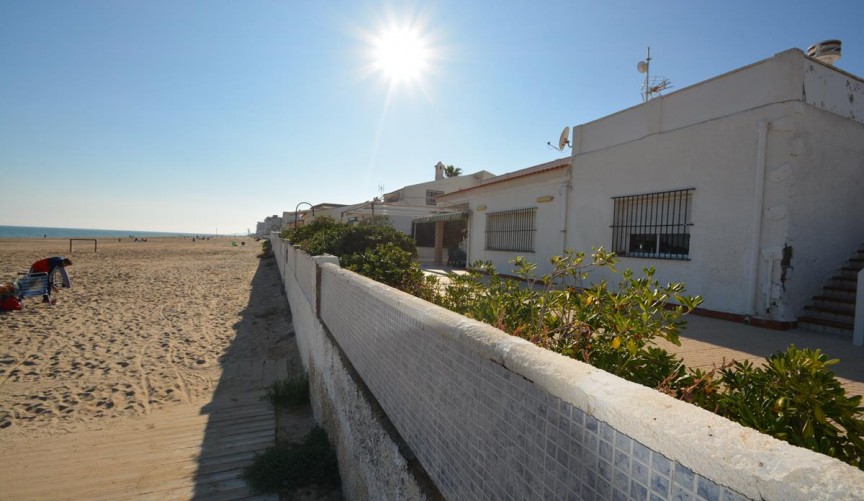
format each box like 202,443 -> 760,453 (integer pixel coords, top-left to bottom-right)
600,421 -> 616,444
598,459 -> 614,482
632,440 -> 651,466
672,483 -> 695,501
630,481 -> 649,501
586,414 -> 599,433
697,477 -> 721,501
600,439 -> 614,462
614,467 -> 630,492
597,478 -> 612,500
631,458 -> 650,485
721,489 -> 749,501
651,471 -> 670,497
674,463 -> 695,490
651,453 -> 671,477
615,448 -> 630,471
613,487 -> 629,501
615,433 -> 633,452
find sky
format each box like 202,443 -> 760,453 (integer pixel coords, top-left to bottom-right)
1,1 -> 863,235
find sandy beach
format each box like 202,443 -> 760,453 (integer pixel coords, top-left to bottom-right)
0,237 -> 279,438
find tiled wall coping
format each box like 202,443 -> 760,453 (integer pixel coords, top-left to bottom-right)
321,262 -> 864,500
272,235 -> 864,500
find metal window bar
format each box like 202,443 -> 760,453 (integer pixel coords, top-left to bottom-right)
610,188 -> 693,260
485,208 -> 536,252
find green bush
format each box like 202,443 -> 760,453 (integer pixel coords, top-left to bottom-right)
243,426 -> 341,494
265,376 -> 310,409
278,216 -> 438,298
433,250 -> 864,469
435,249 -> 701,389
709,346 -> 864,468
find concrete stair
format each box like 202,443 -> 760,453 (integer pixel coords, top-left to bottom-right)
797,246 -> 862,336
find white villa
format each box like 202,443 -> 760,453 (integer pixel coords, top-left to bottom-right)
314,163 -> 495,263
436,47 -> 864,332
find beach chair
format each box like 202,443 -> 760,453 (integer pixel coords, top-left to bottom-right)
15,272 -> 50,300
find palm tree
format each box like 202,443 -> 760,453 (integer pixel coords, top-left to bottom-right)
443,165 -> 462,177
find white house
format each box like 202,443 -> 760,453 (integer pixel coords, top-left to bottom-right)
437,47 -> 864,332
328,163 -> 496,263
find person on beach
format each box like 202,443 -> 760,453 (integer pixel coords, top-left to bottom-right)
29,257 -> 72,304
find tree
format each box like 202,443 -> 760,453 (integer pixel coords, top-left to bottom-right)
443,165 -> 462,177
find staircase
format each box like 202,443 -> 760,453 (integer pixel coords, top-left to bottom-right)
797,246 -> 863,336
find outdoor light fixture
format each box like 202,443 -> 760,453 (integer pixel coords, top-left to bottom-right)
536,196 -> 554,203
294,202 -> 315,229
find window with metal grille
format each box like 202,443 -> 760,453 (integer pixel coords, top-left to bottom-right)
426,190 -> 444,205
611,188 -> 693,260
485,208 -> 536,252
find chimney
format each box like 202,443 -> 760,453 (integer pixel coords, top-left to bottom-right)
434,161 -> 445,180
807,40 -> 842,66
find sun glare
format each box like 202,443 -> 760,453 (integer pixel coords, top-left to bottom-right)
372,27 -> 429,84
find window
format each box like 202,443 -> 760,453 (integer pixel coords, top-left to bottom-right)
485,208 -> 536,252
426,190 -> 444,205
611,188 -> 693,260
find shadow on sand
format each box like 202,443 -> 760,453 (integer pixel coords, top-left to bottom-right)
191,256 -> 307,499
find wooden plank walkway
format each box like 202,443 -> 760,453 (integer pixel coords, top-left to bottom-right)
0,359 -> 290,501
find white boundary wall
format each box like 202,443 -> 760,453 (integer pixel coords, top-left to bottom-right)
271,234 -> 864,500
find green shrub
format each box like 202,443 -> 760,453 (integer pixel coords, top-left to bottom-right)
243,426 -> 341,494
435,249 -> 701,389
265,376 -> 310,409
278,216 -> 438,298
711,346 -> 864,468
433,250 -> 864,469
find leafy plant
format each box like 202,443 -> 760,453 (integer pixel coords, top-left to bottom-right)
265,376 -> 310,409
711,346 -> 864,468
243,426 -> 341,494
434,251 -> 864,469
280,216 -> 439,298
435,249 -> 702,389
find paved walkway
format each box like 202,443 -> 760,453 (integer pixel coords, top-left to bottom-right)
658,314 -> 864,397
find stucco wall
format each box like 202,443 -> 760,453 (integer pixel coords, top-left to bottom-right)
441,49 -> 863,322
271,238 -> 432,499
783,105 -> 864,315
463,169 -> 570,276
271,235 -> 864,500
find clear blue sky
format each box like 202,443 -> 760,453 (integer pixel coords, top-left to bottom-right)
2,1 -> 862,235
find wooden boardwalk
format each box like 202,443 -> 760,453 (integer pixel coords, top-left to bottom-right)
1,359 -> 290,501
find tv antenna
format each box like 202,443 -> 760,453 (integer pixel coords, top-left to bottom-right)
547,126 -> 571,151
638,47 -> 672,102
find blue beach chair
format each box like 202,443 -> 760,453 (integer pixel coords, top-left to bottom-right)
15,272 -> 50,300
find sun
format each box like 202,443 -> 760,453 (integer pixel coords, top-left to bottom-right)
371,27 -> 430,84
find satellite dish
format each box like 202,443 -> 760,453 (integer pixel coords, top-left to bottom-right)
547,126 -> 572,151
637,60 -> 648,73
558,126 -> 571,150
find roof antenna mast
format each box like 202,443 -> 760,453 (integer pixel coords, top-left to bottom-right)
637,47 -> 672,102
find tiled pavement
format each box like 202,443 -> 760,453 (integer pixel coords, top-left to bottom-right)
657,313 -> 864,397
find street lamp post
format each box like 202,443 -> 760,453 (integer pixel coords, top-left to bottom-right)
294,202 -> 315,229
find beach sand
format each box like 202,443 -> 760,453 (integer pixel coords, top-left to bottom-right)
0,237 -> 282,437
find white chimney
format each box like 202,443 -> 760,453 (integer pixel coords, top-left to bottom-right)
807,40 -> 842,66
434,161 -> 445,180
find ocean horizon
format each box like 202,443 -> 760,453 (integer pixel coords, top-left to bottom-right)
0,225 -> 228,239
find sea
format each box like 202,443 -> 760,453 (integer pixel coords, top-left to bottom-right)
0,225 -> 210,239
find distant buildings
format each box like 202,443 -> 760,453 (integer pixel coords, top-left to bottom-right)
255,215 -> 283,237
